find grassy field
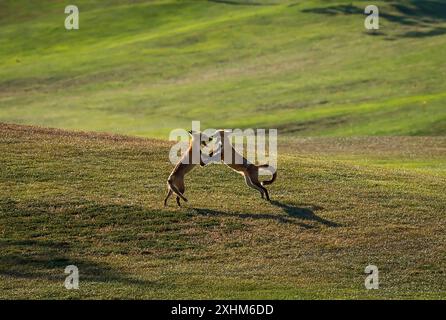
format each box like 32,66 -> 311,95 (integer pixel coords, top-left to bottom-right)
1,0 -> 446,300
1,123 -> 445,299
1,0 -> 446,137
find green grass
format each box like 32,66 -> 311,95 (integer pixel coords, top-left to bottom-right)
1,0 -> 446,137
1,123 -> 445,299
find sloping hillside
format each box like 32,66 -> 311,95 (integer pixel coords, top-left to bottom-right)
1,0 -> 445,137
1,123 -> 445,298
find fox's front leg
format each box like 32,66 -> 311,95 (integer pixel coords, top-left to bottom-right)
200,143 -> 222,167
200,153 -> 212,167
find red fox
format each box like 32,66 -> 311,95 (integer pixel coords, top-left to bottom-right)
212,129 -> 276,201
164,131 -> 214,207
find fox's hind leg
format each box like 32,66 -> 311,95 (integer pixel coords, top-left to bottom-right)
249,169 -> 270,201
253,180 -> 270,201
244,173 -> 265,199
164,188 -> 173,206
176,181 -> 185,207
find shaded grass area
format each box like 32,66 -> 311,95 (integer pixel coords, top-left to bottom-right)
0,0 -> 445,137
1,123 -> 445,299
303,0 -> 446,38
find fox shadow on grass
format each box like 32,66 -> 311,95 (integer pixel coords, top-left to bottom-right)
269,200 -> 340,227
193,200 -> 340,229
